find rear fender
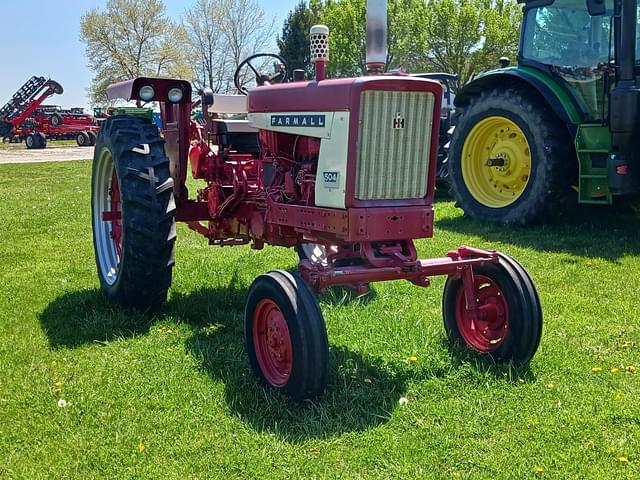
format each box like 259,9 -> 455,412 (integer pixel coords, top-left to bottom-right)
455,68 -> 582,135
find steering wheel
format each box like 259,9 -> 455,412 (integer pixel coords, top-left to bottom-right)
234,53 -> 288,95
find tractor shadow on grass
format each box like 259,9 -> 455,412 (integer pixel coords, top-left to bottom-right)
39,288 -> 156,348
439,337 -> 537,384
436,205 -> 640,261
39,284 -> 409,439
179,287 -> 409,441
39,282 -> 532,442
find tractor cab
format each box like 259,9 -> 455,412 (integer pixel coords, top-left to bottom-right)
520,0 -> 616,120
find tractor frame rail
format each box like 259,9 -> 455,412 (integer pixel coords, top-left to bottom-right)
300,245 -> 499,294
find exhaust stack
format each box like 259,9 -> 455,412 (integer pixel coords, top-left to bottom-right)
366,0 -> 387,73
310,25 -> 329,81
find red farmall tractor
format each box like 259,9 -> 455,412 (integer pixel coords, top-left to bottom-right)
91,1 -> 542,401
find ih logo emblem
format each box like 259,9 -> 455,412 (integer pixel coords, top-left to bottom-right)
393,112 -> 405,130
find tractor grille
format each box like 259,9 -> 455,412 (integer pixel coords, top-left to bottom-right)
355,90 -> 434,200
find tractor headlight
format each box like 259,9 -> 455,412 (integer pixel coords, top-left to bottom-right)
138,85 -> 155,102
167,87 -> 184,103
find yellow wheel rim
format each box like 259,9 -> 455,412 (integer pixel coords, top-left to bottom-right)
461,116 -> 532,208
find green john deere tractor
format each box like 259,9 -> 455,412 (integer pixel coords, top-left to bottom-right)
448,0 -> 640,224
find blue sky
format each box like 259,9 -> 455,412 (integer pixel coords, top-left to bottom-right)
0,0 -> 296,112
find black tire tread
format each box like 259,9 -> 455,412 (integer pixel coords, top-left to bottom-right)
244,270 -> 328,401
92,115 -> 176,309
442,254 -> 543,364
447,87 -> 575,225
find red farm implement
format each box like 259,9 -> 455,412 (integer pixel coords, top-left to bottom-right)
91,0 -> 543,401
0,77 -> 99,148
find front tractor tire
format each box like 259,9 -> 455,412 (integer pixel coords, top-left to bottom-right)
443,253 -> 542,364
91,115 -> 176,309
244,271 -> 329,401
448,88 -> 573,225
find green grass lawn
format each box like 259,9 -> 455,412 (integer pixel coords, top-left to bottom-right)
0,161 -> 638,479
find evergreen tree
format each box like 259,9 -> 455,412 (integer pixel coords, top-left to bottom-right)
277,1 -> 322,79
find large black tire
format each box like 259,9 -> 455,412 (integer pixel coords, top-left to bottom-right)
87,130 -> 97,146
448,88 -> 574,225
91,115 -> 176,309
442,253 -> 542,364
50,113 -> 63,127
36,132 -> 47,149
25,134 -> 36,149
244,270 -> 328,401
77,131 -> 90,147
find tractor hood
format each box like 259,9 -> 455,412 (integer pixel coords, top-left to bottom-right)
247,76 -> 442,114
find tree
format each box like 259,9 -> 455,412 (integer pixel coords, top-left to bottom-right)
277,1 -> 322,79
286,0 -> 521,90
221,0 -> 277,92
313,0 -> 432,77
183,0 -> 229,92
80,0 -> 190,105
423,0 -> 522,91
183,0 -> 276,94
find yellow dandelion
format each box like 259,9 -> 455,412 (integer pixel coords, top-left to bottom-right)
617,456 -> 629,465
625,365 -> 636,373
452,472 -> 461,478
138,442 -> 145,453
621,341 -> 633,348
408,355 -> 418,362
308,447 -> 320,457
54,381 -> 63,387
611,367 -> 620,374
517,378 -> 525,384
591,367 -> 603,373
535,466 -> 545,473
613,392 -> 622,400
546,383 -> 554,390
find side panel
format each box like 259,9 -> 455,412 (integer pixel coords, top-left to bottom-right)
316,113 -> 350,209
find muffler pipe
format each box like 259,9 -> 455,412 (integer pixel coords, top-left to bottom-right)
366,0 -> 387,73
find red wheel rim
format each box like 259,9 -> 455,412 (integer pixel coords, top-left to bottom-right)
455,275 -> 509,352
101,171 -> 123,259
252,299 -> 293,387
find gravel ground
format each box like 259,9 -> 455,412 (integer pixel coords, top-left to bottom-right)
0,146 -> 93,164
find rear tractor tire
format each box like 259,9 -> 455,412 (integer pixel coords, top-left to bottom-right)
447,88 -> 574,225
91,115 -> 176,309
442,253 -> 542,364
244,270 -> 329,400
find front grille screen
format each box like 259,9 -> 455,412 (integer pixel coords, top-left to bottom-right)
355,90 -> 434,200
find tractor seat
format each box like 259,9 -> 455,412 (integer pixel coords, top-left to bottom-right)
211,119 -> 259,154
206,94 -> 259,154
